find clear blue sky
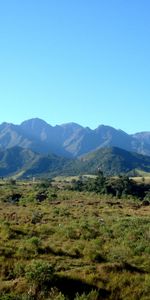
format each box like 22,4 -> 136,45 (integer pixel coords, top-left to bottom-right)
0,0 -> 150,133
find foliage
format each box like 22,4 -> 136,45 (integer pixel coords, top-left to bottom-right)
2,143 -> 150,179
74,290 -> 99,300
0,179 -> 150,299
25,260 -> 55,288
72,172 -> 150,199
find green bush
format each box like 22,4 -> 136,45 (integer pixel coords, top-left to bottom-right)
74,290 -> 99,300
25,260 -> 55,288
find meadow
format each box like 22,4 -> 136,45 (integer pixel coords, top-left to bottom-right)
0,178 -> 150,300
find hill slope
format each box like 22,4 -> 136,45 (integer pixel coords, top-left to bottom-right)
0,146 -> 40,176
80,147 -> 150,176
1,146 -> 150,178
0,146 -> 71,178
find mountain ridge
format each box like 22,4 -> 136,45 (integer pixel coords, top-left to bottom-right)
0,118 -> 150,157
1,145 -> 150,178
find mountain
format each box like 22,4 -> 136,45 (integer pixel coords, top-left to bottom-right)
0,118 -> 150,157
1,145 -> 150,178
80,147 -> 150,176
0,146 -> 40,176
0,146 -> 72,178
132,132 -> 150,156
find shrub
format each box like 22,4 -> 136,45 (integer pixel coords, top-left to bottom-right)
74,290 -> 99,300
29,237 -> 41,248
25,260 -> 55,289
31,211 -> 43,224
8,179 -> 16,186
49,288 -> 66,300
48,193 -> 58,201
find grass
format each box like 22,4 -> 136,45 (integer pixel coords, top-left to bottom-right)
132,176 -> 150,184
0,179 -> 150,299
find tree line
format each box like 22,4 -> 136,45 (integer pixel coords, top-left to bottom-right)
72,171 -> 150,201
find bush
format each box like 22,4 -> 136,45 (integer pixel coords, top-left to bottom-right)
25,260 -> 55,288
48,192 -> 58,201
31,211 -> 43,224
49,288 -> 66,300
8,179 -> 16,186
74,290 -> 99,300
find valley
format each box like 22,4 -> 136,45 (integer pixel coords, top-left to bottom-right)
0,119 -> 150,299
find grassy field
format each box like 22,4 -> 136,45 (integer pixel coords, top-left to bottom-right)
0,179 -> 150,299
132,176 -> 150,184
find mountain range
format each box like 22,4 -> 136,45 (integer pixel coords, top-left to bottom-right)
0,118 -> 150,178
1,118 -> 150,157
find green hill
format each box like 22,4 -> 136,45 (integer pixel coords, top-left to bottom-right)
80,147 -> 150,176
0,146 -> 71,178
0,146 -> 40,176
1,146 -> 150,178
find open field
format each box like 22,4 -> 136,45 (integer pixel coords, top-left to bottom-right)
53,175 -> 150,183
132,176 -> 150,184
0,180 -> 150,299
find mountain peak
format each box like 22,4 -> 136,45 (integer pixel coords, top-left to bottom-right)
0,118 -> 150,157
60,122 -> 83,130
21,118 -> 51,128
96,124 -> 118,131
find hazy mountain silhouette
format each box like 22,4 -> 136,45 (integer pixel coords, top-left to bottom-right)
0,118 -> 150,158
0,118 -> 150,157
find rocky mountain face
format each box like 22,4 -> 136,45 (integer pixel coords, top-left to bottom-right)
0,118 -> 150,157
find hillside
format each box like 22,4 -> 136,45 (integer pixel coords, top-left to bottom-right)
0,146 -> 40,176
0,146 -> 71,178
0,118 -> 150,157
1,146 -> 150,178
81,147 -> 150,176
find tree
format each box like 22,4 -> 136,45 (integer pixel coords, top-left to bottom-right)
94,170 -> 106,193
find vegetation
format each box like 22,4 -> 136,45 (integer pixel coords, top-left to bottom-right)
0,176 -> 150,299
71,171 -> 150,200
2,146 -> 150,179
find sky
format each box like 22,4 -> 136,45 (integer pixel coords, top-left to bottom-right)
0,0 -> 150,133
